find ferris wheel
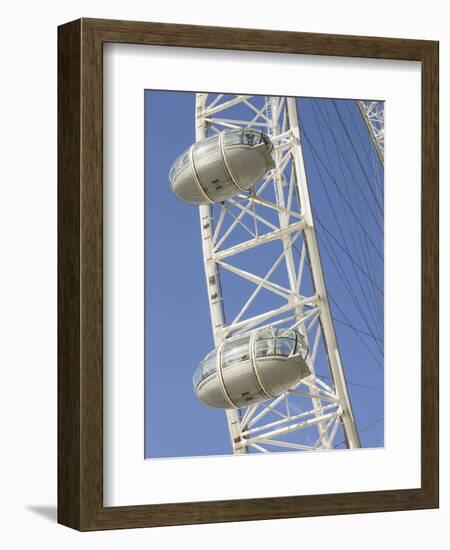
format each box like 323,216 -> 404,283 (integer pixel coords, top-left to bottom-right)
169,93 -> 384,454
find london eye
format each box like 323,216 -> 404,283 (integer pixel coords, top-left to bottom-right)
166,93 -> 384,454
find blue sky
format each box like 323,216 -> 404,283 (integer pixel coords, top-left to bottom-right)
144,91 -> 384,458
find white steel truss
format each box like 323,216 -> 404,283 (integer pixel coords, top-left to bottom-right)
357,100 -> 384,166
196,94 -> 360,453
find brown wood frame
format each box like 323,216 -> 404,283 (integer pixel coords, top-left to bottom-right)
58,17 -> 439,531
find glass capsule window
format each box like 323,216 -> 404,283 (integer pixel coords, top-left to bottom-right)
194,349 -> 217,388
195,135 -> 219,157
168,157 -> 180,182
242,129 -> 262,146
222,128 -> 273,150
276,338 -> 297,356
201,350 -> 217,378
192,366 -> 203,389
222,334 -> 251,368
169,149 -> 191,181
223,129 -> 242,146
254,327 -> 299,358
256,326 -> 275,339
254,338 -> 276,358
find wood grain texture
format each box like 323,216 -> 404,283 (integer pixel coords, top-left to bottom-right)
57,19 -> 82,529
57,18 -> 439,531
420,40 -> 439,505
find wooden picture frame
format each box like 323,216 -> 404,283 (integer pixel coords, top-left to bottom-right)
58,17 -> 439,531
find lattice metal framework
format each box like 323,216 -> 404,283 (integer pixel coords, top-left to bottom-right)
357,101 -> 384,166
196,94 -> 361,453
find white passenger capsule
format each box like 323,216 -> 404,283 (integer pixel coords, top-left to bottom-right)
193,327 -> 310,409
169,128 -> 275,204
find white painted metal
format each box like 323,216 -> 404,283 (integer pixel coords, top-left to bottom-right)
196,94 -> 246,454
357,100 -> 384,166
196,93 -> 360,453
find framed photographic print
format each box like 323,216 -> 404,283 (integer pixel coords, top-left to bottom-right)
58,18 -> 439,530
